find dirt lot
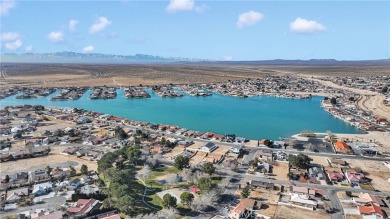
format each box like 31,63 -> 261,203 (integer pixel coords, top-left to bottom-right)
187,141 -> 204,151
310,156 -> 330,167
0,147 -> 98,173
250,189 -> 280,204
272,162 -> 289,180
259,204 -> 278,217
344,158 -> 390,192
2,63 -> 389,89
189,151 -> 208,165
273,205 -> 329,219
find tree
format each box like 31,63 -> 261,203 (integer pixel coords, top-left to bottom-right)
198,177 -> 213,191
114,126 -> 128,139
174,155 -> 189,170
262,168 -> 268,174
98,152 -> 117,173
288,153 -> 311,169
264,139 -> 273,147
345,191 -> 352,197
330,97 -> 337,105
80,164 -> 88,175
69,166 -> 76,177
161,194 -> 177,209
46,165 -> 52,176
180,192 -> 194,207
137,165 -> 151,182
116,195 -> 135,214
126,145 -> 140,165
202,162 -> 215,175
382,86 -> 388,94
248,157 -> 259,169
241,185 -> 250,198
5,175 -> 10,183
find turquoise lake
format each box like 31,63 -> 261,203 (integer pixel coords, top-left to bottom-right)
0,90 -> 363,140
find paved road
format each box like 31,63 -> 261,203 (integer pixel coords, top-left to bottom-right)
327,190 -> 343,219
0,196 -> 66,217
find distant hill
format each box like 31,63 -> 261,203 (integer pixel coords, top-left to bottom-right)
1,52 -> 389,66
205,59 -> 390,66
0,52 -> 207,64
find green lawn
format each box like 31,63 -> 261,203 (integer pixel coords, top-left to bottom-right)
147,193 -> 163,208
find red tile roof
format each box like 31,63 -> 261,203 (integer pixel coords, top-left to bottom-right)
359,203 -> 383,216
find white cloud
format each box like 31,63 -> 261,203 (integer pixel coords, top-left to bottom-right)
25,45 -> 32,52
223,56 -> 233,61
83,45 -> 95,53
47,31 -> 64,43
166,0 -> 194,12
0,32 -> 20,41
0,0 -> 16,16
89,16 -> 111,34
194,4 -> 209,13
290,17 -> 326,33
68,19 -> 79,32
237,11 -> 264,29
5,39 -> 22,50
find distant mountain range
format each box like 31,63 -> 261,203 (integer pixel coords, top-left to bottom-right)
1,52 -> 389,66
0,52 -> 207,64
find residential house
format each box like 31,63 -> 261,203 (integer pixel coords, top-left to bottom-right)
100,214 -> 121,219
257,149 -> 273,161
290,194 -> 318,209
275,151 -> 288,161
309,167 -> 325,180
67,198 -> 100,216
29,169 -> 49,182
335,141 -> 351,154
32,182 -> 52,196
249,180 -> 275,190
327,171 -> 344,183
354,193 -> 385,207
359,203 -> 384,218
11,172 -> 29,184
79,185 -> 100,195
30,210 -> 64,219
345,170 -> 368,185
6,187 -> 29,204
229,198 -> 257,219
67,178 -> 83,191
189,186 -> 200,194
200,142 -> 218,153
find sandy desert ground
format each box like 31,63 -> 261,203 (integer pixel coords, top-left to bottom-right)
273,205 -> 329,219
0,147 -> 98,173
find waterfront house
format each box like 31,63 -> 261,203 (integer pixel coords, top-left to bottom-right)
200,142 -> 218,153
335,141 -> 351,154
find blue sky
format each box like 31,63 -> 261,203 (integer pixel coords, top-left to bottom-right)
0,0 -> 389,60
